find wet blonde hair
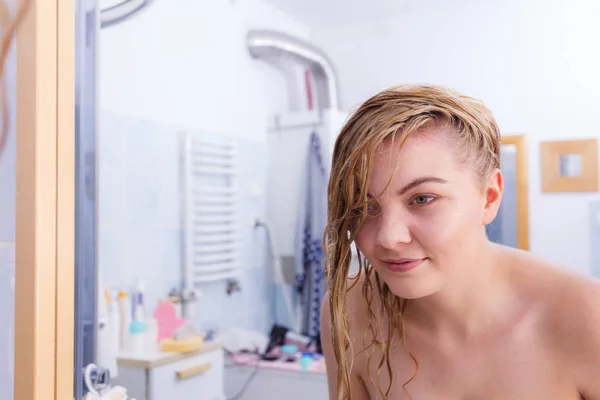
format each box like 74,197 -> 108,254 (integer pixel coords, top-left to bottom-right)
323,84 -> 501,399
0,0 -> 29,160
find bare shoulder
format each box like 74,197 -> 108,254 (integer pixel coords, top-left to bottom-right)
505,246 -> 600,326
506,246 -> 600,317
503,246 -> 600,396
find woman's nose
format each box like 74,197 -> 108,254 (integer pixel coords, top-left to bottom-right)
375,213 -> 412,249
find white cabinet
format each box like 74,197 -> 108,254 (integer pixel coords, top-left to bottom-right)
114,342 -> 225,400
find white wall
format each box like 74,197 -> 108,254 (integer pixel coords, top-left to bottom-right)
310,0 -> 600,275
100,0 -> 310,140
98,0 -> 313,333
265,109 -> 348,256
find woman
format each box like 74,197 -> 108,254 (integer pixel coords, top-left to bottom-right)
321,85 -> 600,399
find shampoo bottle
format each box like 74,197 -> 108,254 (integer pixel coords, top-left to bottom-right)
118,290 -> 131,351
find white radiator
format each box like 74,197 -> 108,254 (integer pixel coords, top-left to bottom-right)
181,131 -> 243,285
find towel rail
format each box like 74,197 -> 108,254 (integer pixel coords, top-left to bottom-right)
182,131 -> 243,286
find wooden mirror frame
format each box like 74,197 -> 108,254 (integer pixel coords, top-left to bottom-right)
15,0 -> 74,398
501,134 -> 529,251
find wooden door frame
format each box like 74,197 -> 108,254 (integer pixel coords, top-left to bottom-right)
14,0 -> 74,399
501,134 -> 530,251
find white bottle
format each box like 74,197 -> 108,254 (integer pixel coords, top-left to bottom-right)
97,288 -> 111,375
145,318 -> 159,353
109,298 -> 120,377
118,290 -> 131,352
129,320 -> 147,356
102,289 -> 119,378
133,281 -> 145,322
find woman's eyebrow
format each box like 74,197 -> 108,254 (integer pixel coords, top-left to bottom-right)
397,176 -> 448,195
365,176 -> 447,199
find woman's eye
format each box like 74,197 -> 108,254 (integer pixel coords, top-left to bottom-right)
412,195 -> 435,206
367,203 -> 379,214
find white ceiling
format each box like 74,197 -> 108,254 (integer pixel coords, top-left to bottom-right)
264,0 -> 405,27
101,0 -> 127,8
264,0 -> 484,28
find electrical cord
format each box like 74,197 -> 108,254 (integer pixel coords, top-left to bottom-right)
225,350 -> 262,400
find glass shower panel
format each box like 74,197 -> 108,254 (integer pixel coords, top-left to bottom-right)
75,0 -> 99,398
0,26 -> 17,400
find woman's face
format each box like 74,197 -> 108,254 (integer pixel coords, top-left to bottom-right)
354,130 -> 501,299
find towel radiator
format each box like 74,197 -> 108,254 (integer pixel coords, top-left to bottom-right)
181,131 -> 243,289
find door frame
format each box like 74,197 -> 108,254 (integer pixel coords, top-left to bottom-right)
501,134 -> 529,251
14,0 -> 75,399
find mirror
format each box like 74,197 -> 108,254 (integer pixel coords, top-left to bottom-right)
486,135 -> 529,250
559,153 -> 582,177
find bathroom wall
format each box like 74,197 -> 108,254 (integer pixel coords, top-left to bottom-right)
98,0 -> 311,334
308,0 -> 600,275
0,39 -> 16,399
98,111 -> 272,333
99,0 -> 309,138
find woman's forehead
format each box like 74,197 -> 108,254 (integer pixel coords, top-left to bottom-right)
373,133 -> 455,169
366,134 -> 465,194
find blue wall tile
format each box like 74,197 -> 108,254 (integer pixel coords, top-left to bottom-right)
98,111 -> 272,334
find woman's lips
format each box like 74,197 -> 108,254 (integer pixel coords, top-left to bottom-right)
383,258 -> 426,273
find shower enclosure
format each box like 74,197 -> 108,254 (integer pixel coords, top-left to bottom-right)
74,1 -> 153,397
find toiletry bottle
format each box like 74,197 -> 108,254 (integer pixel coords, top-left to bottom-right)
134,281 -> 145,321
108,290 -> 120,377
129,320 -> 147,356
101,289 -> 119,377
97,288 -> 111,376
300,352 -> 313,372
145,317 -> 159,353
118,290 -> 131,351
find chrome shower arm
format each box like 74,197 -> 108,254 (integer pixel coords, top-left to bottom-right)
247,30 -> 339,110
100,0 -> 154,29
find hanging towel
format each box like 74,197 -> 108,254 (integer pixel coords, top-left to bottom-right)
294,132 -> 328,337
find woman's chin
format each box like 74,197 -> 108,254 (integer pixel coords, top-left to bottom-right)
384,275 -> 443,299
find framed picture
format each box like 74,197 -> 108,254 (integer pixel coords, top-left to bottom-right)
540,138 -> 598,192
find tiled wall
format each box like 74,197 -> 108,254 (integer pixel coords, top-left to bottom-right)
98,111 -> 273,334
0,42 -> 16,399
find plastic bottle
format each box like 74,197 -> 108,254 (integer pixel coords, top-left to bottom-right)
118,291 -> 131,351
300,352 -> 313,372
133,281 -> 145,322
129,320 -> 147,356
145,317 -> 159,353
108,290 -> 120,377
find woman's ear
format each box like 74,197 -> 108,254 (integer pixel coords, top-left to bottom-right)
482,169 -> 503,225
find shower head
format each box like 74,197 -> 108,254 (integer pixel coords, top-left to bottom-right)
246,29 -> 339,110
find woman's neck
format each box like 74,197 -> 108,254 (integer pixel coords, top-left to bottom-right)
404,242 -> 512,339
